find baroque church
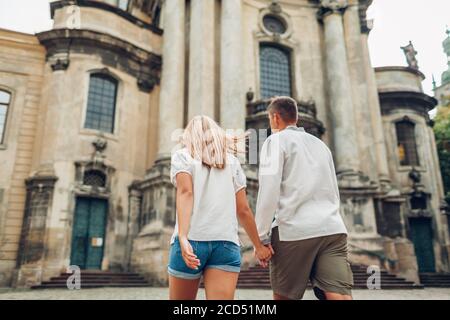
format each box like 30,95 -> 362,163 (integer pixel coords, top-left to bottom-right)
0,0 -> 449,288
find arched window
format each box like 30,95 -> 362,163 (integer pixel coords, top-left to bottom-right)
396,119 -> 419,166
259,44 -> 292,99
83,170 -> 107,188
84,73 -> 118,133
0,90 -> 11,144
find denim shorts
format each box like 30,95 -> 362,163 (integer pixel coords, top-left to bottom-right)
167,237 -> 241,280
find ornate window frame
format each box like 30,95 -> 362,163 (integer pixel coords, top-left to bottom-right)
253,34 -> 300,101
389,114 -> 426,173
0,86 -> 14,150
74,160 -> 115,197
258,7 -> 293,40
80,68 -> 122,140
258,42 -> 293,99
395,117 -> 420,167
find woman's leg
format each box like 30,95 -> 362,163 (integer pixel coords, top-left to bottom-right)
273,292 -> 293,300
169,275 -> 201,300
203,268 -> 239,300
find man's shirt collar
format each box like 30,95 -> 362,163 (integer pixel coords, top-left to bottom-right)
286,125 -> 305,132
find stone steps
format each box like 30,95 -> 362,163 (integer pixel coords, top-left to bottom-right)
228,264 -> 423,290
31,271 -> 151,289
419,273 -> 450,287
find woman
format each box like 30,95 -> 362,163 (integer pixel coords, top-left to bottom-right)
168,115 -> 273,300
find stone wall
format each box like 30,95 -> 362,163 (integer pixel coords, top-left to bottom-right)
0,29 -> 46,287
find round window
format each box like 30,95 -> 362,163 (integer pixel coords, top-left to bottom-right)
263,14 -> 287,35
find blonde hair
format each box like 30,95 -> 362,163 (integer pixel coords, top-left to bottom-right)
181,115 -> 241,169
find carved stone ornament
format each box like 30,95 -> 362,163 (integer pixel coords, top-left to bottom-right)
92,138 -> 107,153
268,0 -> 282,14
92,138 -> 108,164
317,0 -> 348,20
320,0 -> 348,12
408,167 -> 421,184
50,57 -> 70,71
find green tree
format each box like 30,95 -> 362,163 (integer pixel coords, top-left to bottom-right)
434,95 -> 450,204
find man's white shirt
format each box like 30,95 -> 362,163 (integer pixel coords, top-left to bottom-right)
255,126 -> 347,244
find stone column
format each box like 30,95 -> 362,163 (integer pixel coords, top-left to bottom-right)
361,32 -> 391,185
220,0 -> 245,131
318,0 -> 360,175
343,5 -> 377,181
126,187 -> 142,270
188,0 -> 216,120
157,0 -> 186,158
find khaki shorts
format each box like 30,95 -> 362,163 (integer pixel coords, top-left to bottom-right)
270,227 -> 353,300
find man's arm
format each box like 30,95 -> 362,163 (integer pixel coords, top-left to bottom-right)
255,136 -> 284,244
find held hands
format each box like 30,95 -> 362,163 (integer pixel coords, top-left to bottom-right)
179,236 -> 201,270
254,243 -> 275,268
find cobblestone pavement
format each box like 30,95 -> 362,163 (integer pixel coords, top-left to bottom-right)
0,287 -> 449,300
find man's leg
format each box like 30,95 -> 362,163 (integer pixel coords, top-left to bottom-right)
311,234 -> 353,301
269,227 -> 319,300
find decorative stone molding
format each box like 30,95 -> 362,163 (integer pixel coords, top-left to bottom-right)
336,170 -> 378,191
317,0 -> 348,20
50,57 -> 70,71
48,40 -> 72,72
74,161 -> 115,196
358,0 -> 374,34
258,2 -> 293,40
321,0 -> 348,11
74,139 -> 115,196
378,91 -> 437,118
245,98 -> 325,139
37,28 -> 162,93
137,76 -> 157,92
50,0 -> 163,35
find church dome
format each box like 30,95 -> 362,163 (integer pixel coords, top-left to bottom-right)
441,31 -> 450,85
442,69 -> 450,85
443,32 -> 450,54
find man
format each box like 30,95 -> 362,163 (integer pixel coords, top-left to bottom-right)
255,96 -> 353,300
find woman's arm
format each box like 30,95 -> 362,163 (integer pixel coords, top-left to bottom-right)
175,172 -> 200,270
235,189 -> 274,266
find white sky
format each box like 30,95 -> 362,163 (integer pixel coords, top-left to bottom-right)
0,0 -> 449,95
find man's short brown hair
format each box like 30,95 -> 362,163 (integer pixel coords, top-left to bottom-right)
267,96 -> 298,123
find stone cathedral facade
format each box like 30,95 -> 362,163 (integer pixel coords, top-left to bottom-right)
0,0 -> 449,287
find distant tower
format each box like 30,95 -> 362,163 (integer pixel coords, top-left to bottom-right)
434,28 -> 450,106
